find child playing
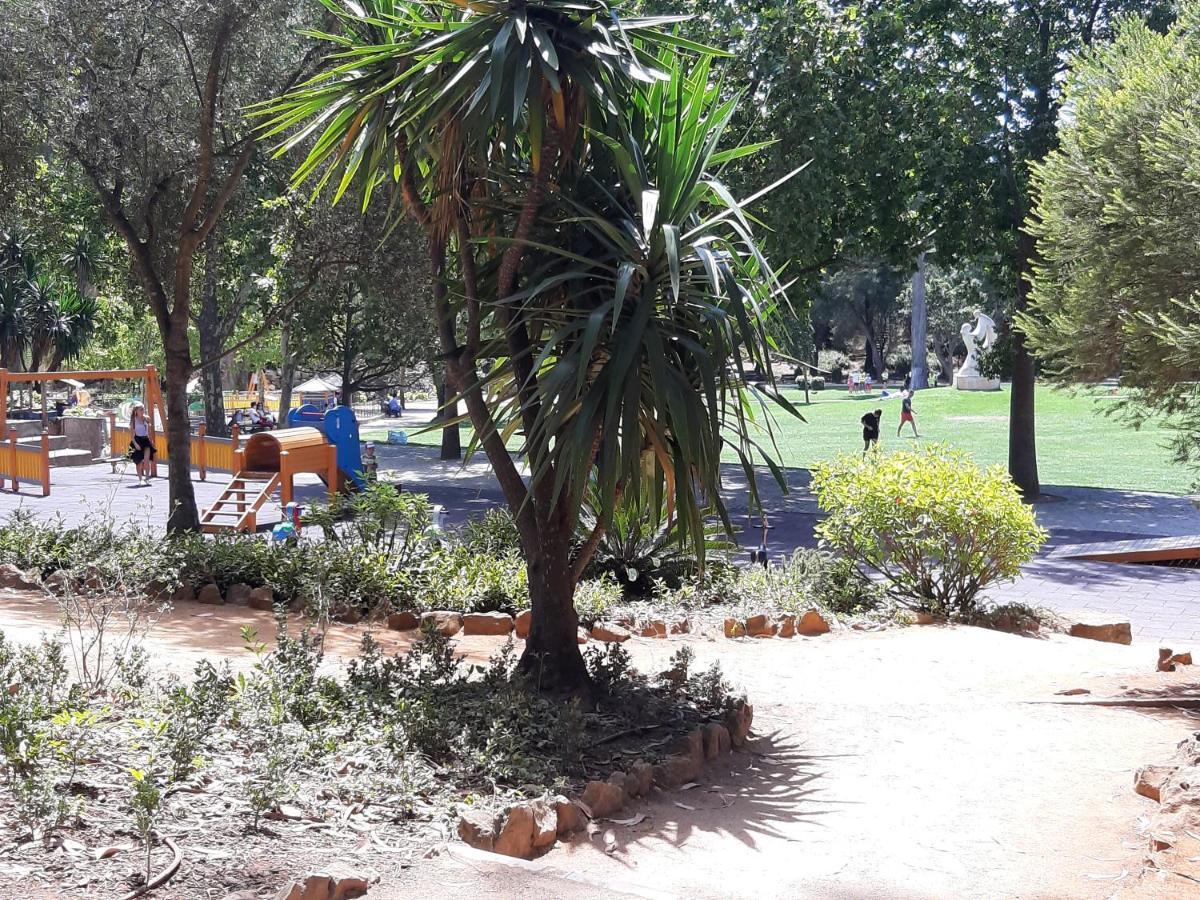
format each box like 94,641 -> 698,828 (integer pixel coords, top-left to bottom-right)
861,408 -> 883,455
897,390 -> 920,438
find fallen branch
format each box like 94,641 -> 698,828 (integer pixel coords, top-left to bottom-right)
119,835 -> 182,900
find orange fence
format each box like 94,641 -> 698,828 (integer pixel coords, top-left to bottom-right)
0,430 -> 50,496
110,417 -> 240,480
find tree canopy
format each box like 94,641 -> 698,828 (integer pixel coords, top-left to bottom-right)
1023,1 -> 1200,472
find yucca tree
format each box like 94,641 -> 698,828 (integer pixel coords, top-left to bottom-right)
260,0 -> 793,693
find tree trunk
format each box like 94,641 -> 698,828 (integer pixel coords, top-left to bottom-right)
933,338 -> 955,386
439,381 -> 461,461
198,233 -> 227,436
163,333 -> 199,532
278,319 -> 295,423
1009,230 -> 1040,498
909,252 -> 929,390
517,531 -> 589,695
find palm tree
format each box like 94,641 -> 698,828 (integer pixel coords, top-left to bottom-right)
258,0 -> 794,693
48,289 -> 98,371
0,229 -> 32,370
62,233 -> 102,300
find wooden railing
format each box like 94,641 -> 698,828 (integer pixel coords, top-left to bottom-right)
0,430 -> 50,496
108,417 -> 241,480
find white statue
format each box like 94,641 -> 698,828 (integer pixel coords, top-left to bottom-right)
954,312 -> 1000,390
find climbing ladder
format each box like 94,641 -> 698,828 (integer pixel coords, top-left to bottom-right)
200,471 -> 280,534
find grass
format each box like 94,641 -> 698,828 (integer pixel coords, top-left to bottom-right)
363,384 -> 1194,495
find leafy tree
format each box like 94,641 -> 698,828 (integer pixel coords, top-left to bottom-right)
261,0 -> 792,693
1022,3 -> 1200,474
4,0 -> 314,530
810,261 -> 906,377
0,229 -> 98,372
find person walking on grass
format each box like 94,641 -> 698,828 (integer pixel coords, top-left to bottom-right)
897,389 -> 920,438
129,402 -> 156,486
861,407 -> 883,456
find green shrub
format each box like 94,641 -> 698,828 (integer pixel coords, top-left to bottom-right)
456,509 -> 522,556
424,546 -> 528,613
811,445 -> 1045,616
573,576 -> 623,626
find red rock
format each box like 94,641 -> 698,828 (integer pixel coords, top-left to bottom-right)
0,564 -> 40,592
333,605 -> 362,624
726,701 -> 754,749
421,611 -> 463,637
703,723 -> 731,759
247,586 -> 275,611
671,728 -> 704,766
197,583 -> 223,605
669,619 -> 690,635
171,583 -> 196,605
1171,652 -> 1193,666
387,610 -> 419,631
608,770 -> 635,799
796,609 -> 831,636
1158,648 -> 1175,672
554,796 -> 585,835
1067,621 -> 1132,645
724,618 -> 746,638
778,615 -> 796,638
914,611 -> 936,625
652,754 -> 700,789
745,614 -> 773,636
463,612 -> 514,636
590,623 -> 631,643
493,804 -> 535,858
515,609 -> 531,639
580,780 -> 625,818
457,807 -> 497,851
529,799 -> 557,850
271,865 -> 370,900
629,761 -> 653,797
225,583 -> 252,606
638,620 -> 667,638
577,628 -> 589,644
1135,764 -> 1175,803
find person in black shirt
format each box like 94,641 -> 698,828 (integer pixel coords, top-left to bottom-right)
861,408 -> 882,455
897,390 -> 920,437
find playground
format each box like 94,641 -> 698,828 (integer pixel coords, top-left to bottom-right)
0,366 -> 371,533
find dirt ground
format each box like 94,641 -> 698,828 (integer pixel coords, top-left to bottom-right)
1,588 -> 1197,899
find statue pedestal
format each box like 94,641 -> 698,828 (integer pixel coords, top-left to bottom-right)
954,374 -> 1001,391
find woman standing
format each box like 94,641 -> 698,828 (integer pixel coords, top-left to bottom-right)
129,402 -> 156,486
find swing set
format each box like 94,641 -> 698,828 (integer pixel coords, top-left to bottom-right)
0,366 -> 167,495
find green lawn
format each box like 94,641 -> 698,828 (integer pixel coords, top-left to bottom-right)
364,384 -> 1193,494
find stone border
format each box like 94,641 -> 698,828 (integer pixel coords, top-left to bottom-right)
456,699 -> 754,860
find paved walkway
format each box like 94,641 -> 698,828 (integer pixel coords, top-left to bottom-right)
4,425 -> 1200,643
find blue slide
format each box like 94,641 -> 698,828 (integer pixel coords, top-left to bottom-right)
286,404 -> 365,490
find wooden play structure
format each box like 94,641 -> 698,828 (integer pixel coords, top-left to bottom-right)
199,406 -> 364,533
0,366 -> 166,494
200,427 -> 340,533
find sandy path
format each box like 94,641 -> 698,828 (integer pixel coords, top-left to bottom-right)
2,589 -> 1195,898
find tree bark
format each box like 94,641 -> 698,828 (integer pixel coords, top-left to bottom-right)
163,331 -> 199,532
909,252 -> 929,390
519,529 -> 589,695
435,377 -> 461,461
198,233 -> 227,436
1008,230 -> 1040,498
278,318 -> 295,423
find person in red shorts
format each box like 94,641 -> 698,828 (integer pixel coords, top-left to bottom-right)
897,390 -> 920,438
